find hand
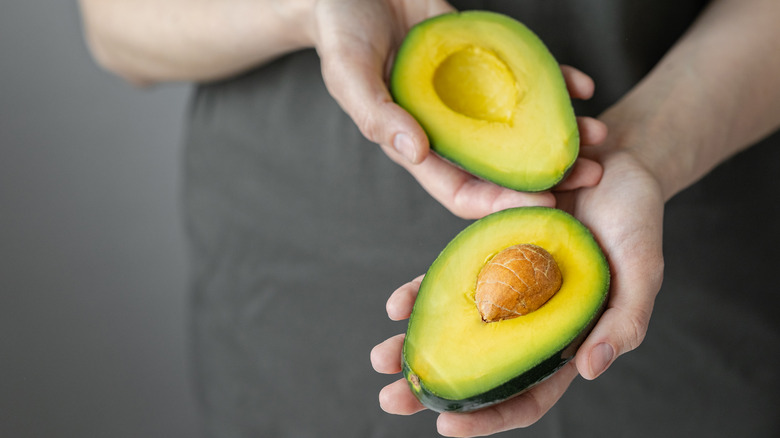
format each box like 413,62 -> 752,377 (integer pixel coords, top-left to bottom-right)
314,1 -> 607,219
370,147 -> 665,436
557,148 -> 665,382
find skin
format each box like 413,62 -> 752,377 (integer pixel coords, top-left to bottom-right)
79,0 -> 605,219
80,0 -> 780,436
371,0 -> 780,436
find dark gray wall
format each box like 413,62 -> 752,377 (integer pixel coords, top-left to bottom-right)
1,1 -> 199,436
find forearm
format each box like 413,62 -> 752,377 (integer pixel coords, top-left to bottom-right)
601,0 -> 780,200
79,0 -> 315,85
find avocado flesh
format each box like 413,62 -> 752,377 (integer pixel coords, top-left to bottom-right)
391,11 -> 578,192
403,207 -> 609,412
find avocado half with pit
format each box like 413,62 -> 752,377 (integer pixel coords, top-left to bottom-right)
402,207 -> 610,412
391,11 -> 577,192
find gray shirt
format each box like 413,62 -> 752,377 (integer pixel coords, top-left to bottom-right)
183,1 -> 780,436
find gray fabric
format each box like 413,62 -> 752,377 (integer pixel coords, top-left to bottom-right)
184,49 -> 468,438
182,1 -> 780,436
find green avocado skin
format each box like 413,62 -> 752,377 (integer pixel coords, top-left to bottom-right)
402,350 -> 567,413
402,296 -> 606,413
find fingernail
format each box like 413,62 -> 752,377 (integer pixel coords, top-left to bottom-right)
393,132 -> 417,163
589,343 -> 614,378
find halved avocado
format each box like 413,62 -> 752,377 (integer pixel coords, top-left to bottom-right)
402,207 -> 609,412
391,11 -> 578,192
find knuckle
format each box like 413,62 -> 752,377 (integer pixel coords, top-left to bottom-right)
355,112 -> 383,144
450,183 -> 486,220
512,393 -> 544,429
624,306 -> 652,352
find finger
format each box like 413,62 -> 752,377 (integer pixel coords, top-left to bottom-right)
424,0 -> 457,17
574,226 -> 664,380
578,116 -> 608,147
401,0 -> 457,26
551,117 -> 607,192
560,65 -> 595,100
575,291 -> 657,380
379,378 -> 427,415
436,362 -> 579,437
318,35 -> 429,164
388,148 -> 556,219
386,275 -> 424,320
371,333 -> 405,374
553,158 -> 603,191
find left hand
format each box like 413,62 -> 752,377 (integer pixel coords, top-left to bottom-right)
315,0 -> 607,219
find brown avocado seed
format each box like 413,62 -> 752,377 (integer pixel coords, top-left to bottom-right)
475,244 -> 562,323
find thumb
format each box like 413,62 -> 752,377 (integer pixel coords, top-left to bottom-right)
574,262 -> 661,380
318,41 -> 429,164
575,305 -> 653,380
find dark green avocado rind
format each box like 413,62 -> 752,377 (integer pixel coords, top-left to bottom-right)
402,349 -> 567,413
433,151 -> 577,193
402,294 -> 607,413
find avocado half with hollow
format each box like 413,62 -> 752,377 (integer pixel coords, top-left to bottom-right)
402,207 -> 609,412
391,11 -> 578,192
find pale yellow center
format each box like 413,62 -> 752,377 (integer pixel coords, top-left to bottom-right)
432,46 -> 520,123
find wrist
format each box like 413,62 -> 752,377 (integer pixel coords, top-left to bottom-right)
272,0 -> 318,49
598,103 -> 697,202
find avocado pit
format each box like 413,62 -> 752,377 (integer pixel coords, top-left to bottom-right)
475,244 -> 562,322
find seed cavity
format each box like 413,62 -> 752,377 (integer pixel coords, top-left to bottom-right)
432,46 -> 522,123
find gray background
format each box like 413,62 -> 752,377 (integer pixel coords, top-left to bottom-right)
1,1 -> 200,436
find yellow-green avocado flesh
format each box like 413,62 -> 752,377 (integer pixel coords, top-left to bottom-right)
402,207 -> 610,412
390,11 -> 579,192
